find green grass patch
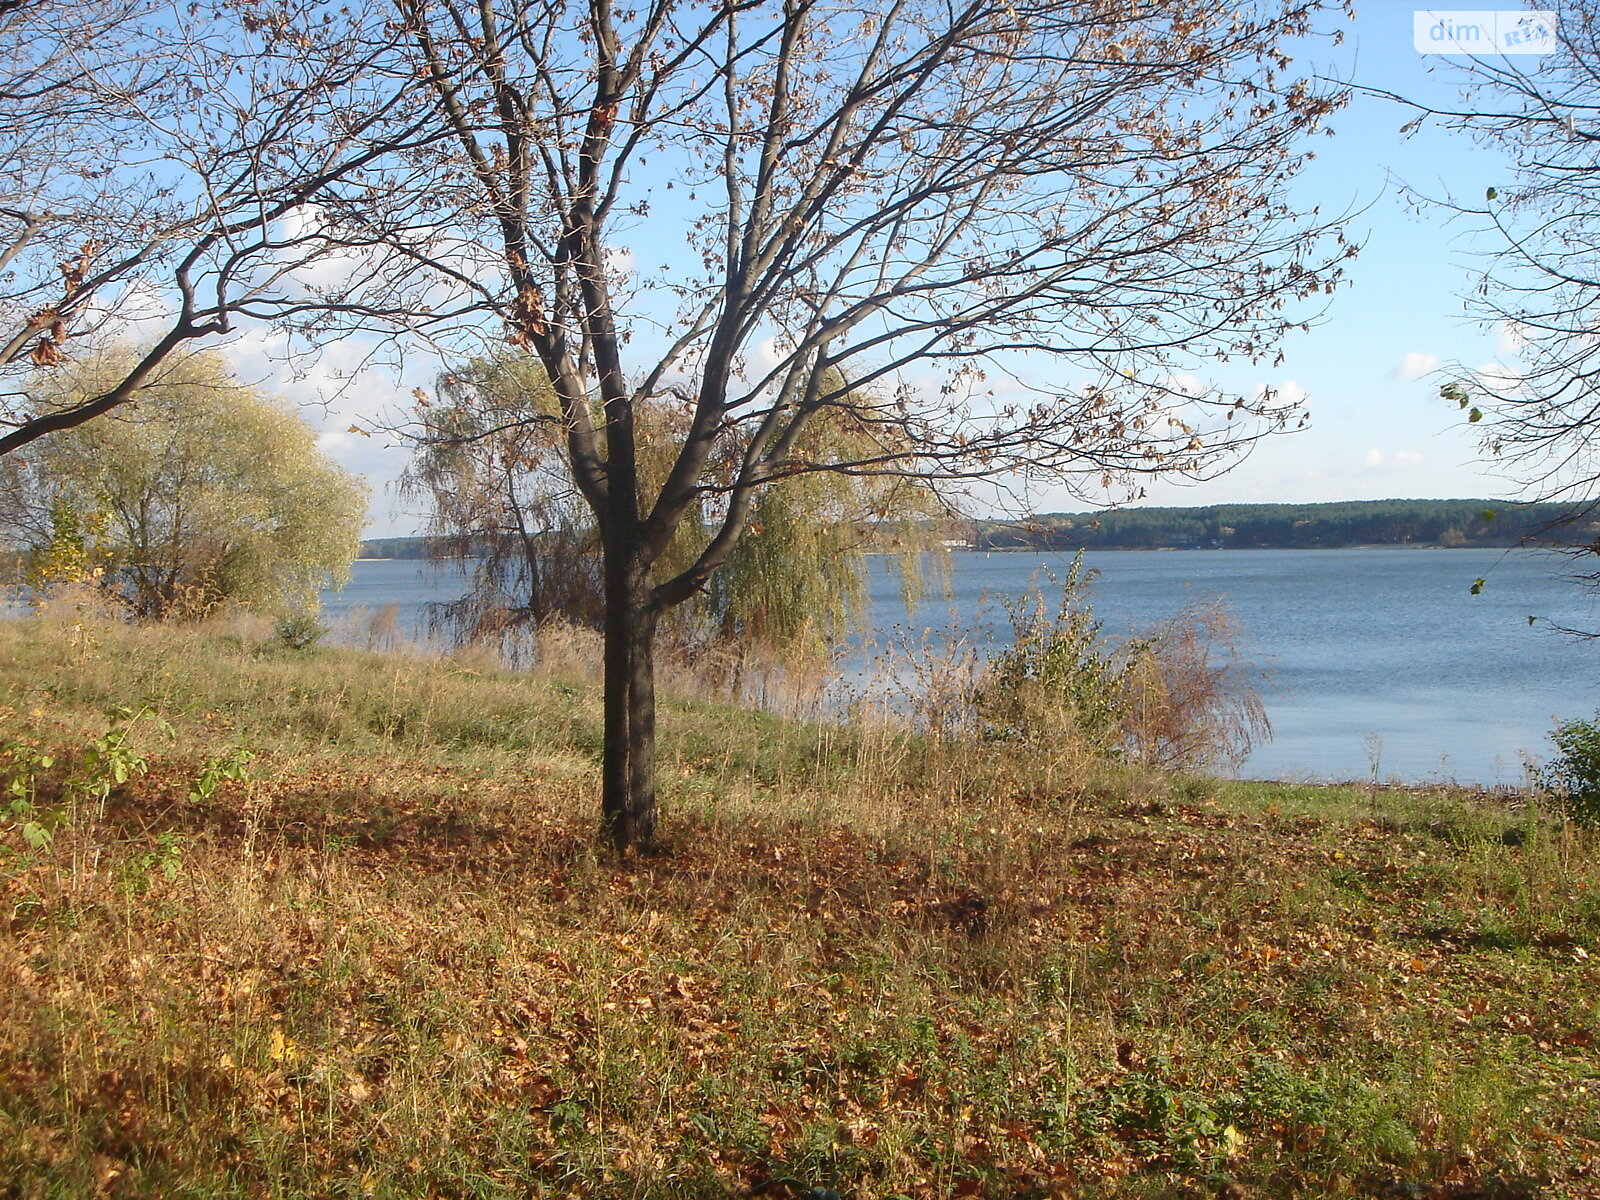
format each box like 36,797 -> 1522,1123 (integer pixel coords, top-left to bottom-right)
1,615 -> 1597,1198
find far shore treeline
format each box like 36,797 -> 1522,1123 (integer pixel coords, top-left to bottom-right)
359,498 -> 1597,560
983,498 -> 1597,552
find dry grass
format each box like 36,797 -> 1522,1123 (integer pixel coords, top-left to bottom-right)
1,616 -> 1599,1199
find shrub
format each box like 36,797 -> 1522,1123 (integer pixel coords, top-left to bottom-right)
274,612 -> 329,651
969,554 -> 1269,771
1542,712 -> 1600,823
1122,601 -> 1271,771
971,553 -> 1144,755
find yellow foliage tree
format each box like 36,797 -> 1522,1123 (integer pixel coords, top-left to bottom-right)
4,349 -> 367,618
403,357 -> 942,672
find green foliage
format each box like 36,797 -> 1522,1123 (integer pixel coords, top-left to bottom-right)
965,556 -> 1267,770
79,704 -> 166,809
1,705 -> 168,869
2,704 -> 255,886
125,831 -> 186,891
401,355 -> 602,640
972,553 -> 1146,753
4,347 -> 367,619
1542,712 -> 1600,824
273,612 -> 329,652
2,743 -> 61,855
706,380 -> 944,666
189,746 -> 256,802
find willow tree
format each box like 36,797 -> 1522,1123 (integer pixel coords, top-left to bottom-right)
400,358 -> 605,640
402,356 -> 937,675
3,349 -> 366,618
310,0 -> 1349,849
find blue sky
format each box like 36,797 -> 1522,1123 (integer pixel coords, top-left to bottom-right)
1083,3 -> 1540,515
258,3 -> 1555,536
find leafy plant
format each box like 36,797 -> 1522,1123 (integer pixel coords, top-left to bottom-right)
79,704 -> 167,813
972,553 -> 1147,753
2,705 -> 172,873
190,746 -> 256,801
1,743 -> 63,857
122,831 -> 186,894
274,612 -> 329,651
1542,711 -> 1600,823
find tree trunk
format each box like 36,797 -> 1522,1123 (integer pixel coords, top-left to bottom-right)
601,540 -> 658,852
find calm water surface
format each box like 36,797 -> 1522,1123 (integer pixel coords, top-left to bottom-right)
322,548 -> 1600,785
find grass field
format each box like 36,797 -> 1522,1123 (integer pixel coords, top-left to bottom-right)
1,614 -> 1598,1199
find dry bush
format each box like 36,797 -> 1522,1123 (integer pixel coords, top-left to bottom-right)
446,638 -> 511,674
198,606 -> 274,645
669,632 -> 848,719
25,581 -> 125,622
1122,600 -> 1271,771
947,561 -> 1270,776
529,618 -> 603,682
363,601 -> 404,654
860,625 -> 984,744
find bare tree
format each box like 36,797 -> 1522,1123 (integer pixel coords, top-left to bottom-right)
1382,5 -> 1600,558
0,0 -> 458,456
292,0 -> 1351,850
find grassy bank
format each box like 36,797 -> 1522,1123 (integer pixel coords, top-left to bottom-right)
1,615 -> 1598,1199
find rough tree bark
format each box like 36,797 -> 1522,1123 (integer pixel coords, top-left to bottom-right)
601,547 -> 660,850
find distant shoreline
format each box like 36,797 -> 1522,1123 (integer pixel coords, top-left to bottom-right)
359,497 -> 1594,560
355,542 -> 1563,563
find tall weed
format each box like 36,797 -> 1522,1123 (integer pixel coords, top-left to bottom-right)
971,553 -> 1144,756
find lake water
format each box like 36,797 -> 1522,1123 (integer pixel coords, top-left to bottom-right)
321,548 -> 1600,786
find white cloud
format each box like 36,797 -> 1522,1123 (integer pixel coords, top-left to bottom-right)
604,244 -> 636,276
1360,447 -> 1423,473
751,337 -> 786,374
1475,361 -> 1524,393
1166,372 -> 1207,398
1496,321 -> 1533,356
78,279 -> 178,347
1277,379 -> 1310,409
1392,352 -> 1439,381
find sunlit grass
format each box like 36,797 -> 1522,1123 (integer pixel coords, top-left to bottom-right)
1,614 -> 1597,1198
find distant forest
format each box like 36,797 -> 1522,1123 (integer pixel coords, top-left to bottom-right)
357,536 -> 438,560
975,499 -> 1599,551
361,499 -> 1600,560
